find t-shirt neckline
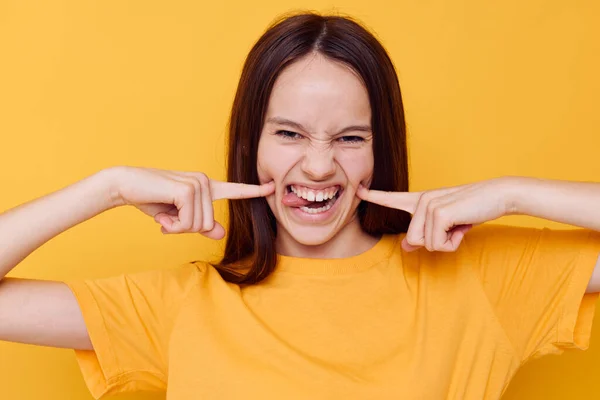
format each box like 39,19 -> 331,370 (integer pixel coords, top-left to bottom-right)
274,234 -> 399,275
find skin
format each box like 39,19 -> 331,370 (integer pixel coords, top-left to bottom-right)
2,52 -> 600,352
257,52 -> 379,258
252,53 -> 600,291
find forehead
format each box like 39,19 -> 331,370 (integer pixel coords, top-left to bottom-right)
265,53 -> 371,131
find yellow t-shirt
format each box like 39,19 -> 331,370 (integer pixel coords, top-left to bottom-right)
65,224 -> 600,399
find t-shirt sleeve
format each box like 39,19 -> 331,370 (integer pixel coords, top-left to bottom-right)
63,262 -> 204,399
460,224 -> 600,362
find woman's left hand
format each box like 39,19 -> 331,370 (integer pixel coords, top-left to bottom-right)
357,177 -> 516,252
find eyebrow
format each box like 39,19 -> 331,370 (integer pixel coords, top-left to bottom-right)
266,117 -> 372,135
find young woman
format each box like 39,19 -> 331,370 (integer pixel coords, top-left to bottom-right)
1,12 -> 600,400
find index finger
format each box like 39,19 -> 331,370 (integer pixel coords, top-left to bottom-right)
357,185 -> 421,214
210,180 -> 275,201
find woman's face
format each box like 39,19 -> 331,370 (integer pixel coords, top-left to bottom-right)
257,53 -> 374,247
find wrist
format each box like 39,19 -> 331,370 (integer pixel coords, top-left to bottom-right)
496,176 -> 528,216
97,166 -> 127,209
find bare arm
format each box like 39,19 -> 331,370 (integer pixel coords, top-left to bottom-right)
508,177 -> 600,232
0,279 -> 91,349
506,177 -> 600,293
358,176 -> 600,292
0,168 -> 119,349
0,165 -> 273,349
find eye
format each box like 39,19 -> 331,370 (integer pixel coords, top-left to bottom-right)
337,136 -> 365,143
275,130 -> 303,140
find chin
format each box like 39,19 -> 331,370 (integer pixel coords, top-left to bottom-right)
280,224 -> 341,246
274,201 -> 361,249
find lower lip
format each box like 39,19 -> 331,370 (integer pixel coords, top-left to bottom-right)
288,190 -> 344,223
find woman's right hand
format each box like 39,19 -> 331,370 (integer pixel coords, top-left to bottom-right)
0,166 -> 273,350
110,166 -> 275,239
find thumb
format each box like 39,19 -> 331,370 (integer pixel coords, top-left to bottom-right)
199,221 -> 226,240
159,215 -> 226,239
401,237 -> 421,252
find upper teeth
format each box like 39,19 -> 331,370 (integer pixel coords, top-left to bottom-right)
290,185 -> 339,201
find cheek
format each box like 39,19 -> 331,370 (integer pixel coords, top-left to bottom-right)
336,149 -> 374,186
256,136 -> 300,184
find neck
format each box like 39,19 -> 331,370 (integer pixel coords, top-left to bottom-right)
275,215 -> 380,259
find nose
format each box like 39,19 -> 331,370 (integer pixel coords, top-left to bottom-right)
301,143 -> 336,181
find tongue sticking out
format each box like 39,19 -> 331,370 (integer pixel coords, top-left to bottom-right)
282,192 -> 312,207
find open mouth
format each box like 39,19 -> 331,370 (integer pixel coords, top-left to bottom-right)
286,184 -> 343,214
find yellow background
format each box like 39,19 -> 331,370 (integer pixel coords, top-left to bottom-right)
1,0 -> 599,398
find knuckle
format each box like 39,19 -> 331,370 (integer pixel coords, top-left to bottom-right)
406,234 -> 421,246
183,220 -> 193,231
179,182 -> 195,197
407,239 -> 419,247
194,216 -> 204,234
203,219 -> 215,232
433,207 -> 447,220
192,219 -> 203,233
426,202 -> 436,216
420,191 -> 433,202
196,173 -> 209,188
170,223 -> 184,233
187,177 -> 202,193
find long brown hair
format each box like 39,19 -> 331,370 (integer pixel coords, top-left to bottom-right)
215,12 -> 411,284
